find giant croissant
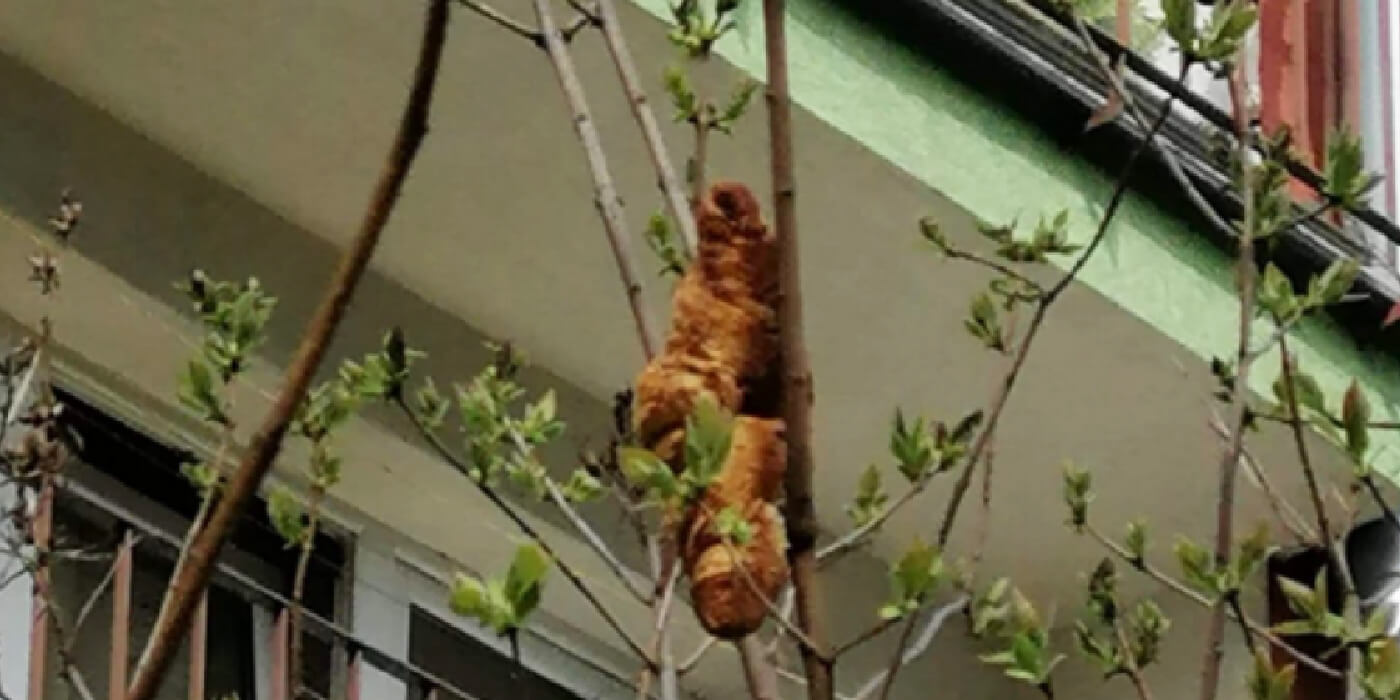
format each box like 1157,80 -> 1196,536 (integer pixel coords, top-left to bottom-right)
632,181 -> 788,639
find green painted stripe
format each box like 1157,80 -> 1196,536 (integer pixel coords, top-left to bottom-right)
626,0 -> 1400,481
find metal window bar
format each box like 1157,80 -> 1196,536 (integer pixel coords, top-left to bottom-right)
59,477 -> 481,700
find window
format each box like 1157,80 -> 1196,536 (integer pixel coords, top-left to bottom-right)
0,385 -> 352,700
407,607 -> 582,700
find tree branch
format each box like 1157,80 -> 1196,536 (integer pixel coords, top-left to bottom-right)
763,3 -> 831,696
288,483 -> 327,698
396,399 -> 655,666
533,0 -> 662,359
935,91 -> 1180,550
1207,414 -> 1316,544
543,475 -> 654,604
850,596 -> 968,700
1198,62 -> 1257,700
592,0 -> 699,252
125,3 -> 450,696
1084,523 -> 1339,678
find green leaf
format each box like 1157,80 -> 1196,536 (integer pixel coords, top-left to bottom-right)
1232,522 -> 1272,587
1247,650 -> 1295,700
617,446 -> 681,501
1124,518 -> 1148,562
891,409 -> 934,482
682,398 -> 734,491
266,486 -> 306,547
662,64 -> 697,122
845,464 -> 888,527
1161,0 -> 1196,51
965,293 -> 1004,351
713,506 -> 754,545
560,469 -> 603,504
714,79 -> 760,134
449,573 -> 488,618
1342,379 -> 1372,462
1324,127 -> 1375,208
887,538 -> 945,612
1257,263 -> 1297,320
177,359 -> 227,425
644,213 -> 687,278
1173,537 -> 1217,595
1363,638 -> 1400,698
1308,259 -> 1359,308
1062,463 -> 1093,529
504,543 -> 550,621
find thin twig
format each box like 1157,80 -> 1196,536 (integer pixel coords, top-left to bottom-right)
1207,414 -> 1316,543
397,399 -> 655,667
288,483 -> 327,698
1084,523 -> 1339,678
67,535 -> 140,648
1112,617 -> 1155,700
125,4 -> 450,696
1198,63 -> 1257,700
850,596 -> 968,700
738,636 -> 781,700
534,0 -> 662,359
592,0 -> 699,252
543,476 -> 654,604
456,0 -> 540,42
678,636 -> 718,674
936,91 -> 1180,550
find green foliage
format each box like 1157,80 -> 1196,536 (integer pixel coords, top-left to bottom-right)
713,505 -> 754,545
449,543 -> 551,635
1062,463 -> 1093,530
1324,128 -> 1378,209
712,79 -> 760,135
879,538 -> 946,621
644,213 -> 687,278
266,486 -> 307,548
845,464 -> 887,527
663,65 -> 699,124
1360,638 -> 1400,700
888,409 -> 981,483
965,293 -> 1005,352
181,460 -> 221,497
977,212 -> 1079,264
1195,1 -> 1257,61
177,358 -> 228,425
1343,379 -> 1372,465
1124,518 -> 1148,564
1246,651 -> 1296,700
560,468 -> 603,504
682,397 -> 734,491
1172,523 -> 1271,599
667,0 -> 746,56
978,586 -> 1064,691
1256,260 -> 1358,326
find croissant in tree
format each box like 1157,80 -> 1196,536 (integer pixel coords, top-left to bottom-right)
631,181 -> 787,639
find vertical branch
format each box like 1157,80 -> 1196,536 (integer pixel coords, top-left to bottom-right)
287,484 -> 327,698
1199,61 -> 1257,700
762,1 -> 831,698
592,0 -> 699,252
737,637 -> 780,700
124,2 -> 451,697
533,0 -> 662,359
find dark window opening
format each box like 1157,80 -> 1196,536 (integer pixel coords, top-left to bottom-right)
408,606 -> 582,700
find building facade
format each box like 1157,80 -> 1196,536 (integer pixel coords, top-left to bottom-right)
1,0 -> 1400,698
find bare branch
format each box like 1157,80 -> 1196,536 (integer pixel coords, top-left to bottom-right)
543,476 -> 654,604
533,0 -> 663,358
1084,523 -> 1339,679
593,0 -> 699,252
397,398 -> 655,667
738,636 -> 781,700
126,3 -> 451,695
851,596 -> 968,700
1207,414 -> 1316,543
1198,63 -> 1257,700
455,0 -> 540,42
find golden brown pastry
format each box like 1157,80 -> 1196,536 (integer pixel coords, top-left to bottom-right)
630,181 -> 788,640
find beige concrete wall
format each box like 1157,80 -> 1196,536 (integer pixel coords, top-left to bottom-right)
0,0 -> 1373,697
